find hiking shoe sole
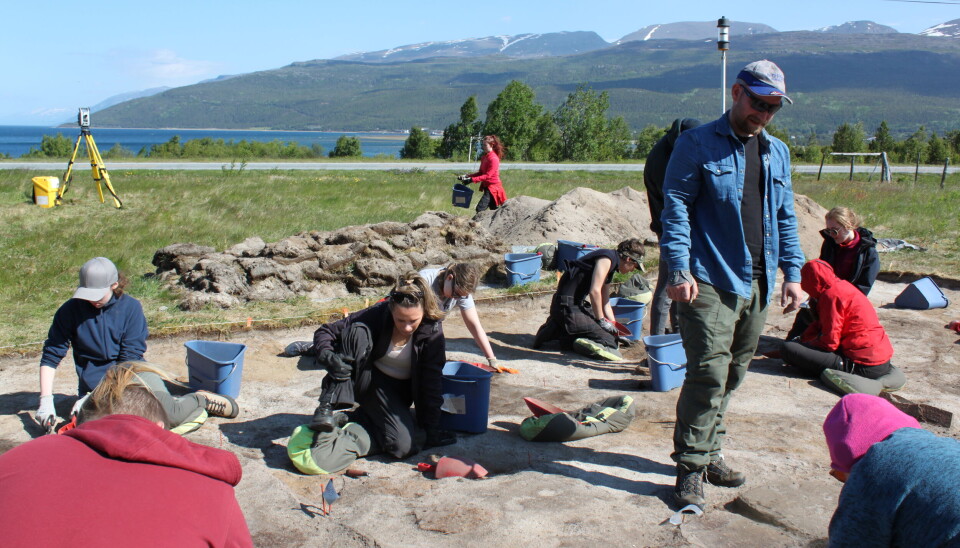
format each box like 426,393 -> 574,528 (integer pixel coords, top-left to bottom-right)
573,338 -> 623,361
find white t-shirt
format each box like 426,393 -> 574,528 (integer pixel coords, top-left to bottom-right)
419,267 -> 475,313
375,340 -> 414,380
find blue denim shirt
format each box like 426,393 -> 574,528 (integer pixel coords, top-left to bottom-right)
660,112 -> 805,302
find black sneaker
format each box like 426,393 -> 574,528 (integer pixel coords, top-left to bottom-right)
706,457 -> 746,487
309,401 -> 336,433
284,340 -> 315,357
674,464 -> 706,509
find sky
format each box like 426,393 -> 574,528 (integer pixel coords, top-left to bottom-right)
3,0 -> 959,125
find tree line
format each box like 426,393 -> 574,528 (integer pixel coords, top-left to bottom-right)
18,134 -> 376,160
401,81 -> 633,162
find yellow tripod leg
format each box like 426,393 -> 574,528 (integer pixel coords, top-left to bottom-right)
58,133 -> 85,205
85,134 -> 122,208
85,134 -> 106,204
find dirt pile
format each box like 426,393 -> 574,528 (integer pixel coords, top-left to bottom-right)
153,187 -> 829,310
478,186 -> 827,260
476,186 -> 657,247
152,212 -> 506,310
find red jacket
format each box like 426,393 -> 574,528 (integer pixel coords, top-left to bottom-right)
800,259 -> 893,366
468,152 -> 507,206
0,415 -> 252,548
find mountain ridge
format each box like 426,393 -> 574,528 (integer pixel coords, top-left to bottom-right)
91,22 -> 960,137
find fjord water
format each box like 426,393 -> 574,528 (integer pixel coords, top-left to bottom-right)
0,126 -> 406,158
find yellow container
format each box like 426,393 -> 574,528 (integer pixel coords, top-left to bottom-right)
32,176 -> 59,208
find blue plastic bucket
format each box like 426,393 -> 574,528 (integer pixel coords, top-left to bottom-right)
184,340 -> 247,399
642,334 -> 686,392
611,297 -> 646,341
452,183 -> 474,208
556,239 -> 599,271
439,361 -> 492,433
504,252 -> 541,287
894,277 -> 949,309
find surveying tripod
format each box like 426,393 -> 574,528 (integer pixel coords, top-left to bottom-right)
59,108 -> 123,208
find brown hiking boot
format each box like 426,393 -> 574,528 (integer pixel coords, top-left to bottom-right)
674,464 -> 706,509
706,457 -> 746,487
198,391 -> 240,419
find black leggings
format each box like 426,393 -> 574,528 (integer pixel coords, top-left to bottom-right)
475,190 -> 499,213
782,341 -> 892,379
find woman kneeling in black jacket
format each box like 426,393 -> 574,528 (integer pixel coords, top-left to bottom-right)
290,273 -> 456,474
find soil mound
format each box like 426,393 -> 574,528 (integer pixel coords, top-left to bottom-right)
478,186 -> 827,259
152,187 -> 828,309
477,186 -> 657,246
152,212 -> 506,310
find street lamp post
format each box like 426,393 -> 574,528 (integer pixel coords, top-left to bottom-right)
717,16 -> 730,113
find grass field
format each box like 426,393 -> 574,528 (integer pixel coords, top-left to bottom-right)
1,167 -> 957,353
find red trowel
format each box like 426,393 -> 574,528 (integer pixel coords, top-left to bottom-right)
611,320 -> 631,337
523,397 -> 564,417
418,456 -> 488,479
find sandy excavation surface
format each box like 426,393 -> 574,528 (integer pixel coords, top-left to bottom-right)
1,279 -> 957,547
1,187 -> 957,546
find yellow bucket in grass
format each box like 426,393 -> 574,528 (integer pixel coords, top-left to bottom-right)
32,177 -> 59,208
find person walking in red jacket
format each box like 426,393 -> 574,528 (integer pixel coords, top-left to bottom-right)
782,259 -> 905,395
0,363 -> 252,547
458,135 -> 507,213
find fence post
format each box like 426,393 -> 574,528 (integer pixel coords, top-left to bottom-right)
881,151 -> 891,182
915,151 -> 920,183
942,157 -> 950,189
817,154 -> 826,181
849,156 -> 855,181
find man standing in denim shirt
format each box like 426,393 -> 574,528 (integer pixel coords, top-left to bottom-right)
661,60 -> 806,509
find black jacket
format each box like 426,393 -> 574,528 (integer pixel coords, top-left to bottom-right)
819,227 -> 880,296
644,117 -> 701,236
313,301 -> 446,428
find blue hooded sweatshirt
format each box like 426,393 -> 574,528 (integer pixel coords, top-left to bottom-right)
40,293 -> 148,394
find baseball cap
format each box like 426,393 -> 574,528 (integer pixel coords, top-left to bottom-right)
73,257 -> 119,301
736,60 -> 793,104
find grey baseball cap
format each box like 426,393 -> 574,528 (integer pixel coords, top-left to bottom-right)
73,257 -> 118,301
736,59 -> 793,104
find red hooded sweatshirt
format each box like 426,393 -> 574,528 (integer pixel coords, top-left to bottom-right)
0,414 -> 252,548
800,259 -> 893,366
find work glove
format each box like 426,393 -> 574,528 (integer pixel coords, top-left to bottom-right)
425,427 -> 457,448
36,395 -> 57,430
458,175 -> 473,184
71,393 -> 91,417
486,357 -> 500,372
598,318 -> 619,335
318,349 -> 353,382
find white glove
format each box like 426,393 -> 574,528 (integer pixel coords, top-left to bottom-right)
71,393 -> 91,417
487,357 -> 500,371
36,395 -> 57,430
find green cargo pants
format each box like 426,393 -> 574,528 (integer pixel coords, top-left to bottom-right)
671,279 -> 768,469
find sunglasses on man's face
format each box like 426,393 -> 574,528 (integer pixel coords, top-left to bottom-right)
741,86 -> 783,115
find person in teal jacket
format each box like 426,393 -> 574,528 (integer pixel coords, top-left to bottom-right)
823,393 -> 960,546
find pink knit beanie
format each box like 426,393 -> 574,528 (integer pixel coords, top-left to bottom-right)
823,393 -> 921,473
